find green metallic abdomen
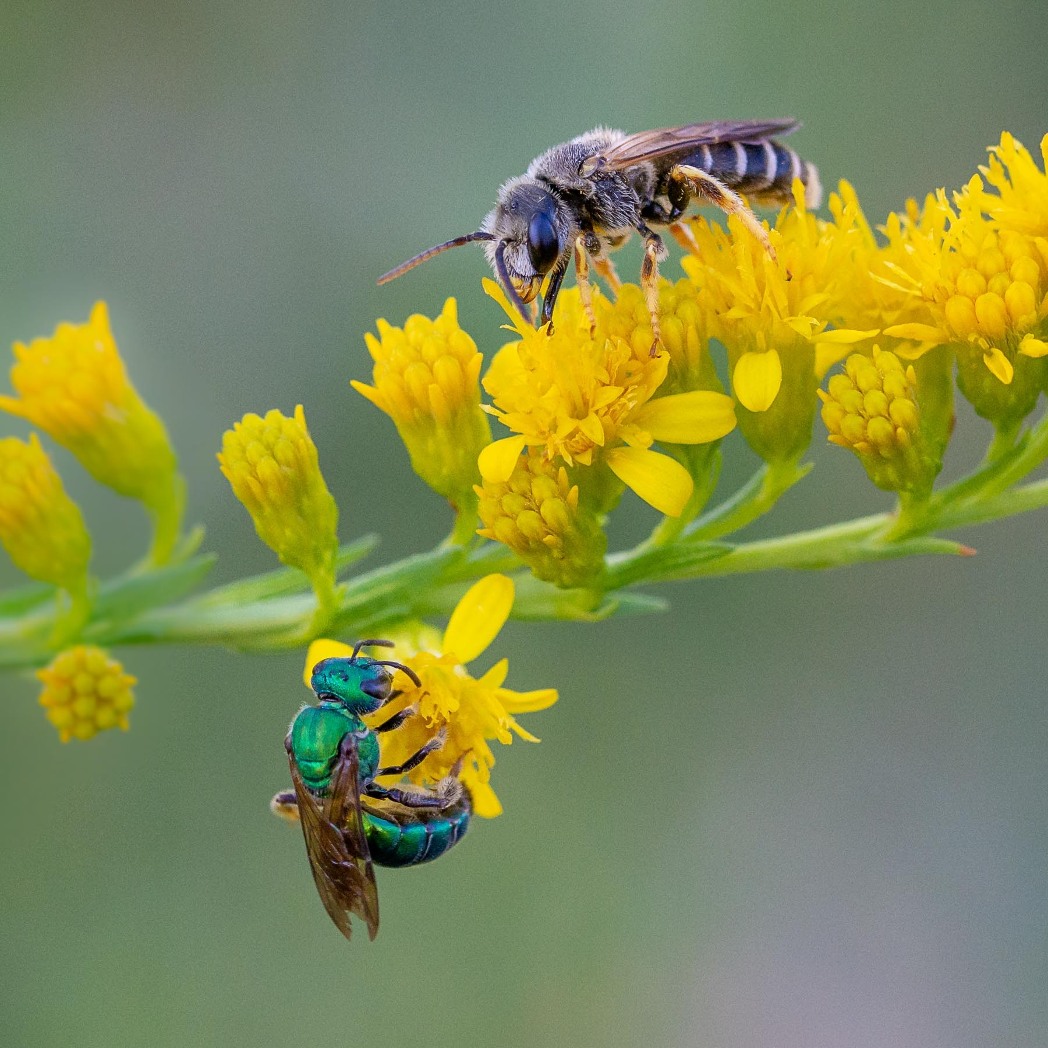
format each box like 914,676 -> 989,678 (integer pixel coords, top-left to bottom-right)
363,792 -> 471,868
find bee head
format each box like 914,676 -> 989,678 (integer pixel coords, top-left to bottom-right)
482,176 -> 576,320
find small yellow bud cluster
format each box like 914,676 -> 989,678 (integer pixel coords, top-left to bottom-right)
0,303 -> 183,563
476,451 -> 605,588
820,349 -> 937,493
937,225 -> 1048,384
352,298 -> 490,510
37,645 -> 135,742
218,405 -> 338,599
0,434 -> 91,593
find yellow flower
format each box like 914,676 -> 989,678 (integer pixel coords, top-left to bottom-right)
305,574 -> 557,818
352,298 -> 491,511
0,302 -> 184,564
976,131 -> 1048,238
0,434 -> 91,594
820,347 -> 942,493
37,645 -> 135,742
218,405 -> 338,605
681,182 -> 875,464
479,280 -> 736,517
475,448 -> 605,587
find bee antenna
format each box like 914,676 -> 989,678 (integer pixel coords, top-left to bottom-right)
374,659 -> 422,688
351,638 -> 395,659
378,231 -> 495,284
494,240 -> 532,323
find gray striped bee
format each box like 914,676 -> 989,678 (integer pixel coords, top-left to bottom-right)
378,119 -> 821,351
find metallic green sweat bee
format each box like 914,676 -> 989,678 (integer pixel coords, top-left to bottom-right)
271,640 -> 471,940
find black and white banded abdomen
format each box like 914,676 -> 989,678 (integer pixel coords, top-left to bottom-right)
681,140 -> 821,209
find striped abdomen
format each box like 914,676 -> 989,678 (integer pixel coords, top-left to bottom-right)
363,793 -> 471,868
681,140 -> 821,208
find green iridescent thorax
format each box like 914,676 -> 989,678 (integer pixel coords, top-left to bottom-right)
310,656 -> 393,715
290,702 -> 379,791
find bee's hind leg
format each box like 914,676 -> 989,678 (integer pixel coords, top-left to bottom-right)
672,164 -> 776,261
270,790 -> 300,822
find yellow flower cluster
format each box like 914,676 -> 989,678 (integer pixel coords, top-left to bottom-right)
218,405 -> 338,607
37,645 -> 136,742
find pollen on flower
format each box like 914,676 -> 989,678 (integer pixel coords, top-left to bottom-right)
352,298 -> 490,507
819,348 -> 937,493
218,405 -> 338,595
0,303 -> 183,557
475,449 -> 606,587
0,434 -> 91,592
37,645 -> 136,742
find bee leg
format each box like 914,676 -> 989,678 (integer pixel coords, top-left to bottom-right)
673,164 -> 776,261
635,220 -> 667,356
573,234 -> 597,335
375,727 -> 447,777
669,221 -> 700,256
374,705 -> 416,733
270,790 -> 300,822
593,255 -> 622,293
365,781 -> 446,809
540,259 -> 569,334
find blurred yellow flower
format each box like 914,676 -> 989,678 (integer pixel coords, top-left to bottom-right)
0,302 -> 183,564
37,645 -> 135,742
218,405 -> 338,608
0,434 -> 91,595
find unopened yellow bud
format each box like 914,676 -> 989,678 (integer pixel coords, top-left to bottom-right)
820,348 -> 939,493
476,450 -> 605,588
37,645 -> 135,742
0,303 -> 183,562
218,405 -> 338,598
352,298 -> 490,509
0,434 -> 90,592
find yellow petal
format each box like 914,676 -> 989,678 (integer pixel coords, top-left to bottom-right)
303,638 -> 354,687
443,573 -> 515,664
1019,334 -> 1048,358
884,322 -> 945,342
498,686 -> 559,713
605,447 -> 693,517
813,327 -> 880,344
631,391 -> 736,444
983,346 -> 1014,384
478,435 -> 527,482
733,350 -> 782,412
469,778 -> 503,819
478,657 -> 510,689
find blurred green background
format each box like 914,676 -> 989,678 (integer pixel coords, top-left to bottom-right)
2,2 -> 1047,1046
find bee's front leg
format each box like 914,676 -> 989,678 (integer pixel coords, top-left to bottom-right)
573,234 -> 598,335
672,164 -> 776,261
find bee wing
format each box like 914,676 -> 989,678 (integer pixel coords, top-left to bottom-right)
286,732 -> 380,941
591,119 -> 801,171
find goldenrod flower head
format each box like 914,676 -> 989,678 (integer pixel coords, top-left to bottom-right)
218,405 -> 338,595
884,182 -> 1048,391
306,574 -> 557,818
976,131 -> 1048,238
0,434 -> 91,592
820,348 -> 941,493
37,645 -> 135,742
475,448 -> 606,587
0,303 -> 183,537
352,298 -> 491,508
479,280 -> 735,517
681,183 -> 874,463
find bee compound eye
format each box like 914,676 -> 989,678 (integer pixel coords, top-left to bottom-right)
526,212 -> 560,273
